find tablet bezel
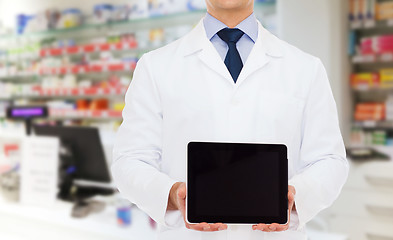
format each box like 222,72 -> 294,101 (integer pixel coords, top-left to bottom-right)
186,142 -> 288,225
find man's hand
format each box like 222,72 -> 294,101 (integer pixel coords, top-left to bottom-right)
168,182 -> 228,231
252,185 -> 296,232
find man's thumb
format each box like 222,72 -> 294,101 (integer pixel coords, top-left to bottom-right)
177,183 -> 186,199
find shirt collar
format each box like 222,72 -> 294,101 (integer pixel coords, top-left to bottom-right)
203,12 -> 258,43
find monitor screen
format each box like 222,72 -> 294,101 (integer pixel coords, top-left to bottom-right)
33,125 -> 111,183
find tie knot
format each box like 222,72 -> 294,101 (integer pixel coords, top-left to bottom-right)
217,28 -> 244,44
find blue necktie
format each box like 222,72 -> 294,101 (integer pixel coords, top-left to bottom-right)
217,28 -> 245,83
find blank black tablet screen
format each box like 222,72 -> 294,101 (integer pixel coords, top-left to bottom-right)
187,142 -> 288,224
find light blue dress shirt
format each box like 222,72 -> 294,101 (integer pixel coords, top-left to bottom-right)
203,12 -> 258,65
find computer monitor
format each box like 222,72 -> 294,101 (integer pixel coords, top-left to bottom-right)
33,125 -> 111,183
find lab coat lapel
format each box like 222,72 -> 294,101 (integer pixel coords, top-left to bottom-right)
181,20 -> 284,86
182,19 -> 234,84
198,40 -> 234,84
236,22 -> 284,86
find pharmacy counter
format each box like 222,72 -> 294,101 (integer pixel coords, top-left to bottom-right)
0,198 -> 156,240
328,146 -> 393,240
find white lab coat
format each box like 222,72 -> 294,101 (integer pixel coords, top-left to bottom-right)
112,18 -> 349,240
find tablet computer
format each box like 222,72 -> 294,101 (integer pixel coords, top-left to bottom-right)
187,142 -> 288,224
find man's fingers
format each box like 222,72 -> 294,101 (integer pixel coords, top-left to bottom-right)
177,183 -> 186,199
210,223 -> 227,231
252,224 -> 269,231
289,185 -> 296,195
185,222 -> 191,229
206,223 -> 221,231
252,223 -> 288,232
188,223 -> 227,232
178,186 -> 188,230
270,223 -> 288,232
288,190 -> 295,213
217,223 -> 228,231
288,185 -> 296,207
177,184 -> 186,211
288,191 -> 295,203
189,222 -> 210,231
188,223 -> 227,231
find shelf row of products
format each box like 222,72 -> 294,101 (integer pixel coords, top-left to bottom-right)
0,107 -> 123,120
0,61 -> 137,79
27,97 -> 123,111
355,102 -> 385,121
0,87 -> 127,99
39,41 -> 137,57
12,1 -> 206,35
359,34 -> 393,55
354,94 -> 393,122
0,52 -> 138,78
352,52 -> 393,63
3,37 -> 138,60
349,32 -> 393,57
48,109 -> 122,119
0,98 -> 124,117
0,26 -> 190,61
349,0 -> 393,28
351,68 -> 393,89
0,0 -> 274,36
0,75 -> 130,99
351,128 -> 393,146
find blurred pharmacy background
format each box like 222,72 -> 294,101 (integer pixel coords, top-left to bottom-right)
0,0 -> 392,239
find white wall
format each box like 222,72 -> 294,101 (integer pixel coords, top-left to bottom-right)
278,0 -> 332,72
277,0 -> 350,142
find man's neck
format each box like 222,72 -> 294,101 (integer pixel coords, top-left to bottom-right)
207,8 -> 254,28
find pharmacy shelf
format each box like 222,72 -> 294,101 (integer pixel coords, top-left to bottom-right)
352,53 -> 393,64
39,62 -> 137,75
352,86 -> 393,92
40,41 -> 138,57
0,2 -> 275,40
0,2 -> 277,125
0,110 -> 123,120
0,61 -> 137,80
0,74 -> 39,81
350,19 -> 393,31
0,95 -> 11,100
48,109 -> 123,121
354,121 -> 393,129
0,10 -> 205,40
1,44 -> 155,63
1,87 -> 127,100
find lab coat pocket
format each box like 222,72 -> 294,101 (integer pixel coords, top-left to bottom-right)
259,92 -> 305,146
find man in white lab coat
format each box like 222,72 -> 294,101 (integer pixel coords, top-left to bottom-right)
112,0 -> 349,239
